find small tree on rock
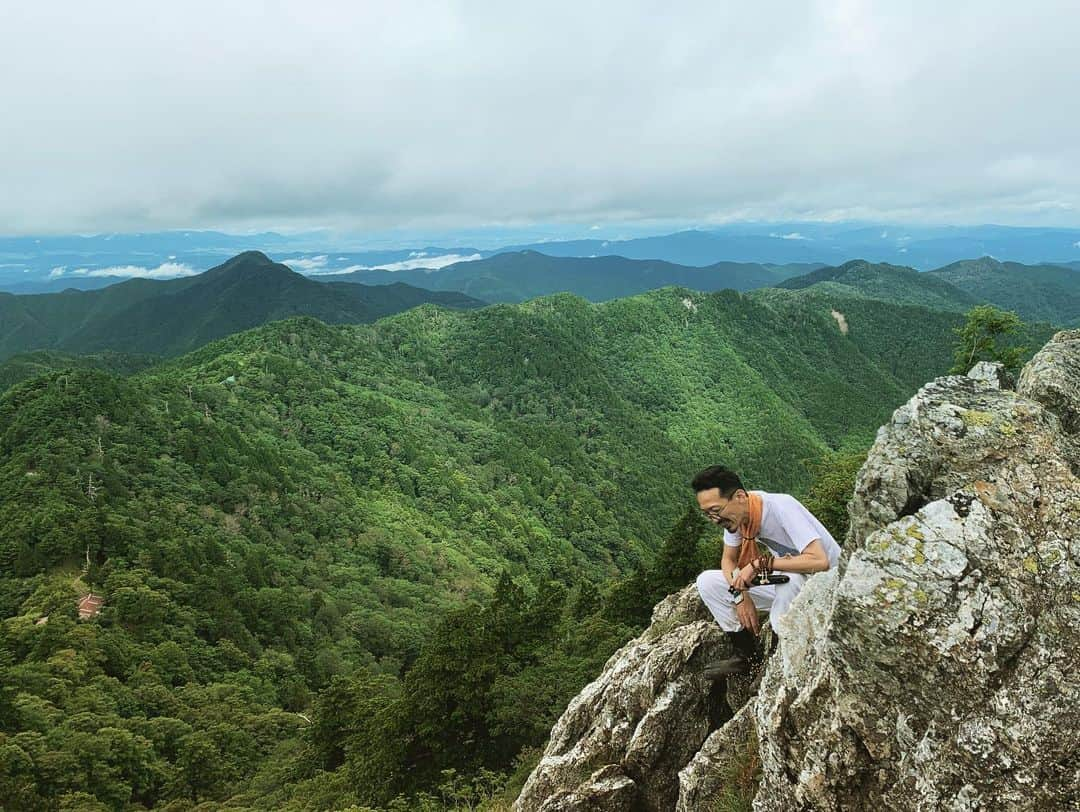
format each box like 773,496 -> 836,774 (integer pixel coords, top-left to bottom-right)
949,305 -> 1026,377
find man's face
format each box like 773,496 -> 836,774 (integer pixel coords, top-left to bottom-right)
696,487 -> 748,532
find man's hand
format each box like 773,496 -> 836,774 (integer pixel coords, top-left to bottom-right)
732,569 -> 754,591
732,556 -> 770,591
735,596 -> 760,634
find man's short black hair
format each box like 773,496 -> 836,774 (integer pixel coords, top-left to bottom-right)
691,465 -> 745,497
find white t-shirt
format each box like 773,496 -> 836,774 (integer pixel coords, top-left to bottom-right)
723,490 -> 841,569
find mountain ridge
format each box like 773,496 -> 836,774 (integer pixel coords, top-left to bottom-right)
775,258 -> 981,312
929,256 -> 1080,324
0,251 -> 484,361
315,250 -> 814,302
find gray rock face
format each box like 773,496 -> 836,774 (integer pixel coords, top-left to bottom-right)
1019,329 -> 1080,442
513,585 -> 741,811
516,332 -> 1080,812
676,702 -> 756,811
966,360 -> 1013,390
757,329 -> 1080,811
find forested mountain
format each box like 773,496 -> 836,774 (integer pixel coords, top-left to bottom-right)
928,257 -> 1080,325
775,259 -> 980,311
0,349 -> 160,393
0,276 -> 122,295
0,286 -> 1048,809
0,252 -> 483,362
771,256 -> 1080,328
313,250 -> 815,302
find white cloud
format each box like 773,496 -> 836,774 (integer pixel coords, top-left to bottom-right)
52,262 -> 197,279
282,255 -> 328,272
0,3 -> 1078,232
771,232 -> 810,240
321,252 -> 482,274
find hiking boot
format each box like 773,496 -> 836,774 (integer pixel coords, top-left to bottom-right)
703,654 -> 753,679
703,629 -> 764,681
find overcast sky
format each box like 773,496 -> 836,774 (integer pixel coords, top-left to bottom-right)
3,1 -> 1079,235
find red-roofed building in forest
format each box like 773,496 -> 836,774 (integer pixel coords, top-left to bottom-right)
78,593 -> 104,620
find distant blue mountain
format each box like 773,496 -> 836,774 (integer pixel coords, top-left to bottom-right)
0,233 -> 480,293
2,224 -> 1079,293
491,225 -> 1080,269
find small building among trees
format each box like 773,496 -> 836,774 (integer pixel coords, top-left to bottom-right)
78,593 -> 104,620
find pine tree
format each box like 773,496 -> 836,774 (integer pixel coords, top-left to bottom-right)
949,305 -> 1026,377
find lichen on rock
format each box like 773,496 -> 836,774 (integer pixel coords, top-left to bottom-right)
756,330 -> 1080,811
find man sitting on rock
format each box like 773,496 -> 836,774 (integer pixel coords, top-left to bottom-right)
693,465 -> 841,678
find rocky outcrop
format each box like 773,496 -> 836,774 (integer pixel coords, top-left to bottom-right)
515,332 -> 1080,812
676,701 -> 756,811
513,585 -> 756,811
757,332 -> 1080,811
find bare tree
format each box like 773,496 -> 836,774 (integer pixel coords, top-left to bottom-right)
86,472 -> 99,502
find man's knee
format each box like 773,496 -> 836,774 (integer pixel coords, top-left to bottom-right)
695,570 -> 710,594
697,570 -> 731,603
696,569 -> 716,592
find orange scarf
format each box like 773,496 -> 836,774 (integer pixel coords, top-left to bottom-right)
735,491 -> 763,570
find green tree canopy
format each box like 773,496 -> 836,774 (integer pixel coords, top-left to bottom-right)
949,304 -> 1026,377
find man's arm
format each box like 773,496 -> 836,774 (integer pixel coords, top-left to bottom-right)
723,541 -> 761,633
733,539 -> 830,590
772,539 -> 830,574
721,541 -> 740,587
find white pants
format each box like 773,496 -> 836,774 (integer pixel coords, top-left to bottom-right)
695,569 -> 807,638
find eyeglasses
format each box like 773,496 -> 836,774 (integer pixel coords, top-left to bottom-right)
701,498 -> 733,522
699,490 -> 743,523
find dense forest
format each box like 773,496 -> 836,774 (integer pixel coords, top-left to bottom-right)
0,278 -> 1055,810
